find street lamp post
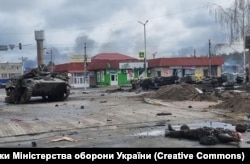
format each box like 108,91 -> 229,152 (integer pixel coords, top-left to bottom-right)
19,57 -> 24,74
50,49 -> 53,72
84,42 -> 87,79
45,48 -> 53,72
138,20 -> 148,78
209,39 -> 212,77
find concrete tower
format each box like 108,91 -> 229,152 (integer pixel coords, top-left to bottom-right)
34,30 -> 45,66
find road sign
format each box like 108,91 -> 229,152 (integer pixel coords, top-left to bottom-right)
138,51 -> 145,60
0,45 -> 8,51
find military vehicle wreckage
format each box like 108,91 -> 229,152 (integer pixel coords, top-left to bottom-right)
131,76 -> 179,90
130,72 -> 245,92
5,64 -> 71,104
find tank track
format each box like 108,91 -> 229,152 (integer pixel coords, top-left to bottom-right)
5,87 -> 32,104
19,87 -> 32,104
64,85 -> 70,100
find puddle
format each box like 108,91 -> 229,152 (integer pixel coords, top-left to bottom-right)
133,121 -> 237,137
134,129 -> 165,137
182,121 -> 235,130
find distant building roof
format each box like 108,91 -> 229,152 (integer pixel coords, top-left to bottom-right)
148,56 -> 224,68
91,53 -> 136,60
53,56 -> 224,73
53,52 -> 141,72
53,63 -> 86,73
88,59 -> 141,70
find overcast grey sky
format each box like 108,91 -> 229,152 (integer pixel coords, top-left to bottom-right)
0,0 -> 237,65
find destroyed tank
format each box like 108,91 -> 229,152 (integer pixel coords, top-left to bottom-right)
5,64 -> 71,104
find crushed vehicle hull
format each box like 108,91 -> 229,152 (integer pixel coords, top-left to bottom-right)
5,66 -> 71,104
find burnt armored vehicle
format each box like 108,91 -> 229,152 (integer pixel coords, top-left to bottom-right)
5,64 -> 71,104
131,76 -> 179,90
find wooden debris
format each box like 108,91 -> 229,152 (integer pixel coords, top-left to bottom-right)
51,136 -> 77,142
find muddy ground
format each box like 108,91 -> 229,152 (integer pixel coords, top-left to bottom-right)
0,84 -> 249,148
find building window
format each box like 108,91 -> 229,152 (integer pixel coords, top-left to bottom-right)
203,69 -> 209,77
101,71 -> 105,82
1,73 -> 7,78
73,73 -> 84,84
184,69 -> 195,76
97,71 -> 104,82
9,73 -> 19,78
211,66 -> 218,77
97,72 -> 100,82
157,71 -> 161,77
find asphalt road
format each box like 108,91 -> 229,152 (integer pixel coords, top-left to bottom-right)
0,87 -> 249,148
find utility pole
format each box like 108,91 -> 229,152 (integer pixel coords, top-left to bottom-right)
138,20 -> 149,78
246,36 -> 250,82
209,39 -> 212,77
243,8 -> 246,83
50,49 -> 53,72
84,42 -> 87,79
21,56 -> 24,74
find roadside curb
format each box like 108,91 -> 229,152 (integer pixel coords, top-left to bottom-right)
144,97 -> 250,122
211,110 -> 250,122
143,98 -> 170,106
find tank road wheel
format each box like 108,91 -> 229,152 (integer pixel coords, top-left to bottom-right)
63,86 -> 70,100
20,87 -> 32,104
5,88 -> 16,104
47,95 -> 54,101
55,85 -> 70,101
42,96 -> 47,101
47,85 -> 70,102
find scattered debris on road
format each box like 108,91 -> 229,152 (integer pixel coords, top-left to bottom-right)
156,112 -> 172,116
51,136 -> 78,142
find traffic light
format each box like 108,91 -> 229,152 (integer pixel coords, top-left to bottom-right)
19,43 -> 22,50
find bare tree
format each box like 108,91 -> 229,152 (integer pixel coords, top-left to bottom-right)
209,0 -> 250,43
208,0 -> 250,80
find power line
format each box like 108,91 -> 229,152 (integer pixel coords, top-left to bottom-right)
0,1 -> 232,35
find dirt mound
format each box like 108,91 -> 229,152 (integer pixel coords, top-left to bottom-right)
141,83 -> 250,113
143,83 -> 217,102
212,92 -> 250,113
219,91 -> 235,100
